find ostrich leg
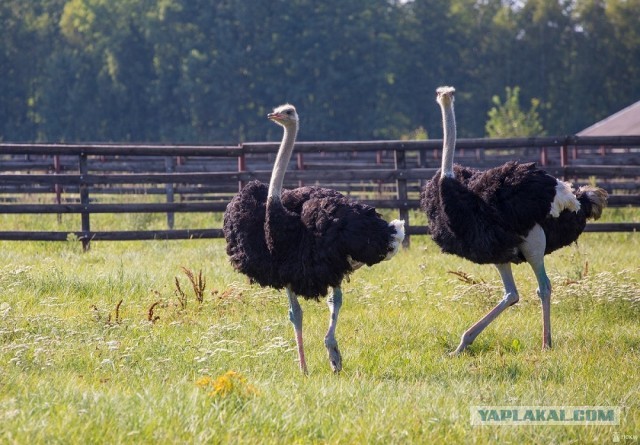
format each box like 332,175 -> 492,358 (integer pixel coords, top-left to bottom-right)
532,265 -> 552,349
325,286 -> 343,373
286,287 -> 308,374
451,263 -> 520,355
520,224 -> 552,349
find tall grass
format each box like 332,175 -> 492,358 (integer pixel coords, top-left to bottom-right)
0,210 -> 638,444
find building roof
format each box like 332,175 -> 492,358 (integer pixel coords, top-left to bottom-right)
578,100 -> 640,136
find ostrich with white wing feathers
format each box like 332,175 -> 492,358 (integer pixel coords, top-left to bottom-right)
421,87 -> 608,354
224,104 -> 404,373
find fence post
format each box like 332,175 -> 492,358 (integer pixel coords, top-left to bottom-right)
78,153 -> 91,251
376,150 -> 383,196
394,148 -> 410,248
165,156 -> 175,229
418,148 -> 429,190
54,155 -> 62,224
237,151 -> 246,192
296,152 -> 304,188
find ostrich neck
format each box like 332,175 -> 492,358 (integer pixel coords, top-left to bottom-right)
267,124 -> 298,202
440,102 -> 457,179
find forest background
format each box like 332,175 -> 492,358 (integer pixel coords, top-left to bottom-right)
2,0 -> 639,143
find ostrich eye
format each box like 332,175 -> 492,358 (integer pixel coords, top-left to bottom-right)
285,109 -> 292,115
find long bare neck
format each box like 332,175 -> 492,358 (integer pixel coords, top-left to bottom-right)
440,101 -> 457,179
267,123 -> 298,201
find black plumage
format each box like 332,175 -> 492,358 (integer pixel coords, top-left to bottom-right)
421,87 -> 607,354
223,104 -> 404,373
225,181 -> 399,299
421,161 -> 599,265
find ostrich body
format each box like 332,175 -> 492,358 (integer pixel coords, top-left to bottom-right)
420,87 -> 608,354
224,104 -> 405,373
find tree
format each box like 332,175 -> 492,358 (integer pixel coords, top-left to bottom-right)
0,0 -> 68,141
56,0 -> 157,141
1,0 -> 640,142
485,86 -> 544,137
569,0 -> 640,131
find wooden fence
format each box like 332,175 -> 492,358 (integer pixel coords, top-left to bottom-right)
1,135 -> 639,250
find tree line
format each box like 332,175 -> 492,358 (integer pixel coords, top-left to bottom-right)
1,0 -> 639,143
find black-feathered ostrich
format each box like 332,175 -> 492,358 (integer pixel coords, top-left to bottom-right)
224,104 -> 405,373
421,87 -> 608,355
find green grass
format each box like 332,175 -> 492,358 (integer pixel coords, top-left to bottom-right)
0,210 -> 639,444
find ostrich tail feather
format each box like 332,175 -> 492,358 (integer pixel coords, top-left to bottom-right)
577,186 -> 608,220
385,219 -> 405,260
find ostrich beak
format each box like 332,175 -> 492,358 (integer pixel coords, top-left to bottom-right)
267,112 -> 282,120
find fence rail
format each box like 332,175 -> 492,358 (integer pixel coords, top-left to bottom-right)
1,135 -> 639,249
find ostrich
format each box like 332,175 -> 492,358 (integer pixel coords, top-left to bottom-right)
421,87 -> 608,355
223,104 -> 405,373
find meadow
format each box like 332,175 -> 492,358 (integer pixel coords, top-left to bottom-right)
0,208 -> 638,444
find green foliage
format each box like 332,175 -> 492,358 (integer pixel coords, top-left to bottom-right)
485,86 -> 545,137
402,126 -> 428,141
0,0 -> 639,141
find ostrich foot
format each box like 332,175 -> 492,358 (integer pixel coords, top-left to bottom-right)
449,318 -> 501,356
299,360 -> 309,375
450,344 -> 468,357
325,337 -> 342,373
450,333 -> 473,356
542,333 -> 552,350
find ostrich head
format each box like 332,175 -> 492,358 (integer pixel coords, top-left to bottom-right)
268,104 -> 298,128
436,86 -> 455,107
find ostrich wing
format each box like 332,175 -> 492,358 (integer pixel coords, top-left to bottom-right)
469,162 -> 557,236
291,188 -> 394,265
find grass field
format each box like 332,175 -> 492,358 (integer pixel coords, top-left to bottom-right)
0,209 -> 639,444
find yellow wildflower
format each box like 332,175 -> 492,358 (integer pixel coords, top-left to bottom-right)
196,371 -> 259,398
